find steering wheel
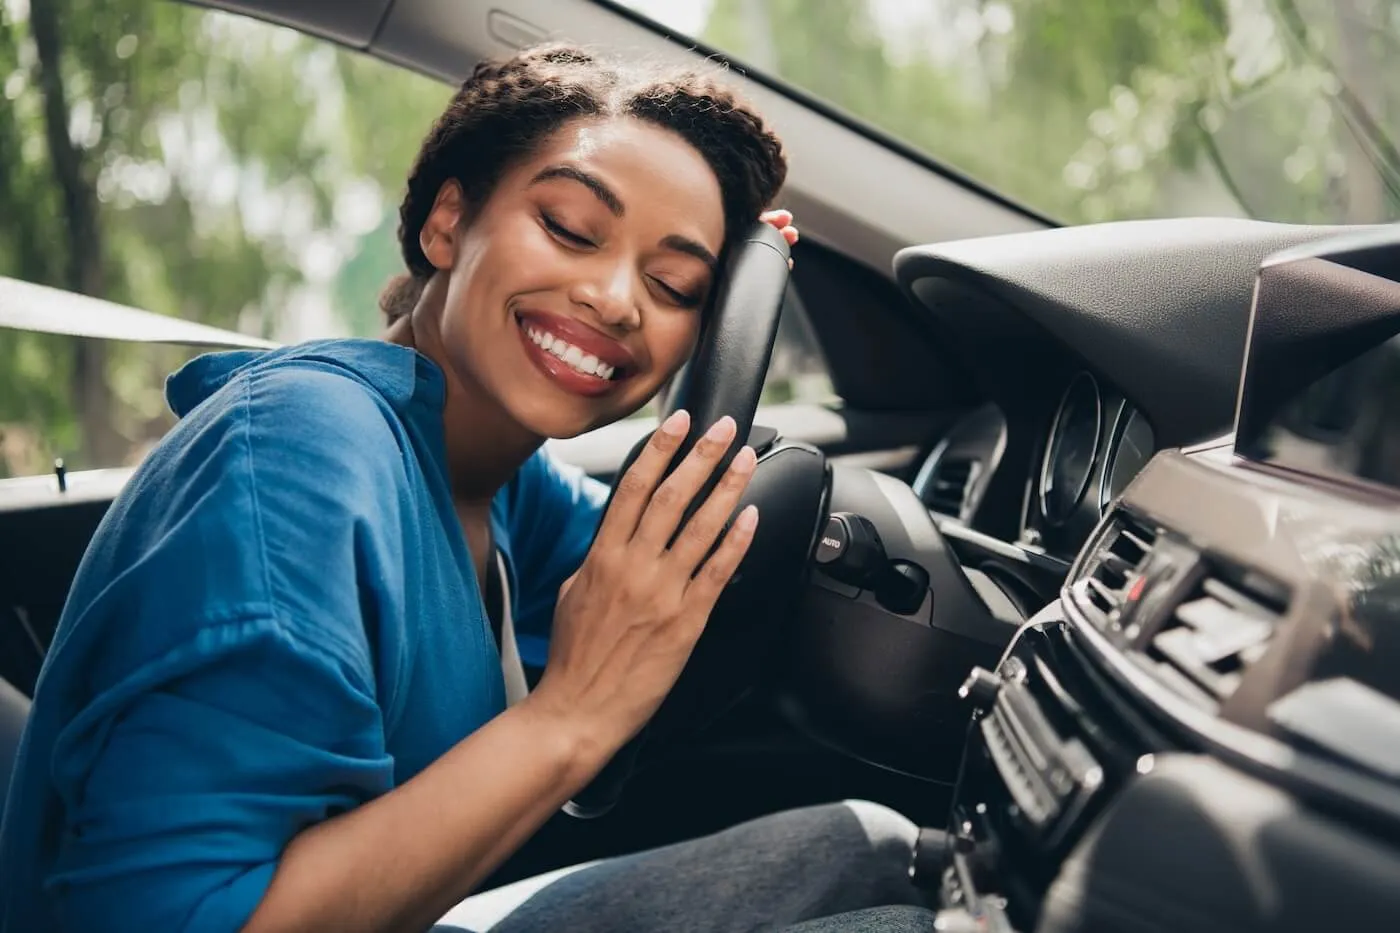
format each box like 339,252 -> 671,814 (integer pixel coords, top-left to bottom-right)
565,221 -> 831,817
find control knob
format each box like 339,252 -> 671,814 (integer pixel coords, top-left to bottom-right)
958,666 -> 1003,712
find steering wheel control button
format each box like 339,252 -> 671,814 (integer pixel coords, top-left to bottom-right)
815,514 -> 850,564
815,512 -> 886,588
959,666 -> 1003,712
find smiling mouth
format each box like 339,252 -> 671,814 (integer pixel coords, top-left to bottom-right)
517,317 -> 627,381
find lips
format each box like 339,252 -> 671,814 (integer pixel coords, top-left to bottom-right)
514,309 -> 638,398
516,310 -> 635,373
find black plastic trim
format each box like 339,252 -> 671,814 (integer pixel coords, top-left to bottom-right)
939,521 -> 1071,576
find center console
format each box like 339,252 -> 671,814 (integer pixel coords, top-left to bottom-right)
927,229 -> 1400,932
938,608 -> 1142,932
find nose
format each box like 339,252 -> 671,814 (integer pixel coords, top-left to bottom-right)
569,261 -> 641,331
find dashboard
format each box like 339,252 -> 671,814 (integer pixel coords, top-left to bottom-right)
890,222 -> 1400,932
893,216 -> 1373,575
912,373 -> 1157,567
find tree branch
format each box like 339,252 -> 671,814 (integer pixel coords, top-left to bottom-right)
29,0 -> 103,296
29,0 -> 122,466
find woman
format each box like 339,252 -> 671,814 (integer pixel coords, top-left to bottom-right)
0,45 -> 935,932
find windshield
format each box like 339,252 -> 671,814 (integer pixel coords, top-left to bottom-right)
619,0 -> 1400,225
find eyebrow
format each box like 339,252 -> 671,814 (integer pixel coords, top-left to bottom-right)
660,234 -> 719,275
530,165 -> 624,216
530,164 -> 720,274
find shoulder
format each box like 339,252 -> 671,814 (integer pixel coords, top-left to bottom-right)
244,362 -> 403,451
71,345 -> 433,677
167,341 -> 431,493
108,347 -> 428,595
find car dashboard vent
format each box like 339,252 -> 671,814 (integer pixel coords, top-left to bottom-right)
1143,569 -> 1289,705
1075,514 -> 1158,627
926,456 -> 978,519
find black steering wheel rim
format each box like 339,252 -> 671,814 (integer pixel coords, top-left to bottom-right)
564,221 -> 796,817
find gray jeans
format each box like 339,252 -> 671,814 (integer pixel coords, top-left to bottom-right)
435,801 -> 938,932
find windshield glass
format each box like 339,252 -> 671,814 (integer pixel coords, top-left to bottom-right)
618,0 -> 1400,225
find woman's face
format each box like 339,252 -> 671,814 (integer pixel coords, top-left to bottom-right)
418,116 -> 726,439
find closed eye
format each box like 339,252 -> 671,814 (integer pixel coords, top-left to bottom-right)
541,213 -> 594,248
650,276 -> 703,309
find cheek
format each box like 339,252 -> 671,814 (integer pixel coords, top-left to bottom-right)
442,226 -> 539,337
648,315 -> 702,376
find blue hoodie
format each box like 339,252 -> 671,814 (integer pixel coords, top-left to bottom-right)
0,339 -> 607,933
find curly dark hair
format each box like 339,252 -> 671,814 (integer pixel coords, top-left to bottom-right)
379,44 -> 789,320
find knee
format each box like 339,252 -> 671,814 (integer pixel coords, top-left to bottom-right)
839,799 -> 919,864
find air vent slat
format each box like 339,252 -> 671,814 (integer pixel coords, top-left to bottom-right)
1200,577 -> 1283,619
1146,567 -> 1290,702
926,456 -> 978,519
1175,598 -> 1272,663
1099,552 -> 1135,578
1119,529 -> 1153,554
1086,577 -> 1116,605
1070,513 -> 1158,628
1153,627 -> 1243,697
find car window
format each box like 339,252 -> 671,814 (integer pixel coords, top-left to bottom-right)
0,3 -> 830,478
618,0 -> 1400,227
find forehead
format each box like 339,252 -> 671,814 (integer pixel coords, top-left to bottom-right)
517,117 -> 725,251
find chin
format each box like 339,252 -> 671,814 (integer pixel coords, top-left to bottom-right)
507,381 -> 658,440
511,400 -> 621,441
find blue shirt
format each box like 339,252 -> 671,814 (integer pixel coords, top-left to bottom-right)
0,339 -> 607,933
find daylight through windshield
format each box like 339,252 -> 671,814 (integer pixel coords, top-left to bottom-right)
620,0 -> 1400,225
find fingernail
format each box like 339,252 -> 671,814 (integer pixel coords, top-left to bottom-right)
660,409 -> 689,437
736,505 -> 759,532
730,446 -> 757,474
705,416 -> 736,442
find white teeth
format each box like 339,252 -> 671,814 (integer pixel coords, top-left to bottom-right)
525,324 -> 619,380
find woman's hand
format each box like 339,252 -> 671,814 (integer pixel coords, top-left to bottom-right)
527,409 -> 758,757
760,209 -> 799,267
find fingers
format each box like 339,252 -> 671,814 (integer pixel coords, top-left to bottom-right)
631,415 -> 738,551
666,444 -> 757,571
759,208 -> 800,248
759,209 -> 791,223
593,408 -> 690,548
686,505 -> 760,604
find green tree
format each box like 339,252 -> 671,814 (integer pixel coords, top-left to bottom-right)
699,0 -> 1400,225
0,0 -> 446,476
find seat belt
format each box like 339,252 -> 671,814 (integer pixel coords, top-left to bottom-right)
486,551 -> 530,707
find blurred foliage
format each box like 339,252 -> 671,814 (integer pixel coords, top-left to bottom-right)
4,0 -> 1399,476
699,0 -> 1400,224
0,0 -> 446,476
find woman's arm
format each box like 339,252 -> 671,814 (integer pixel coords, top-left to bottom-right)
243,410 -> 756,933
243,698 -> 599,933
